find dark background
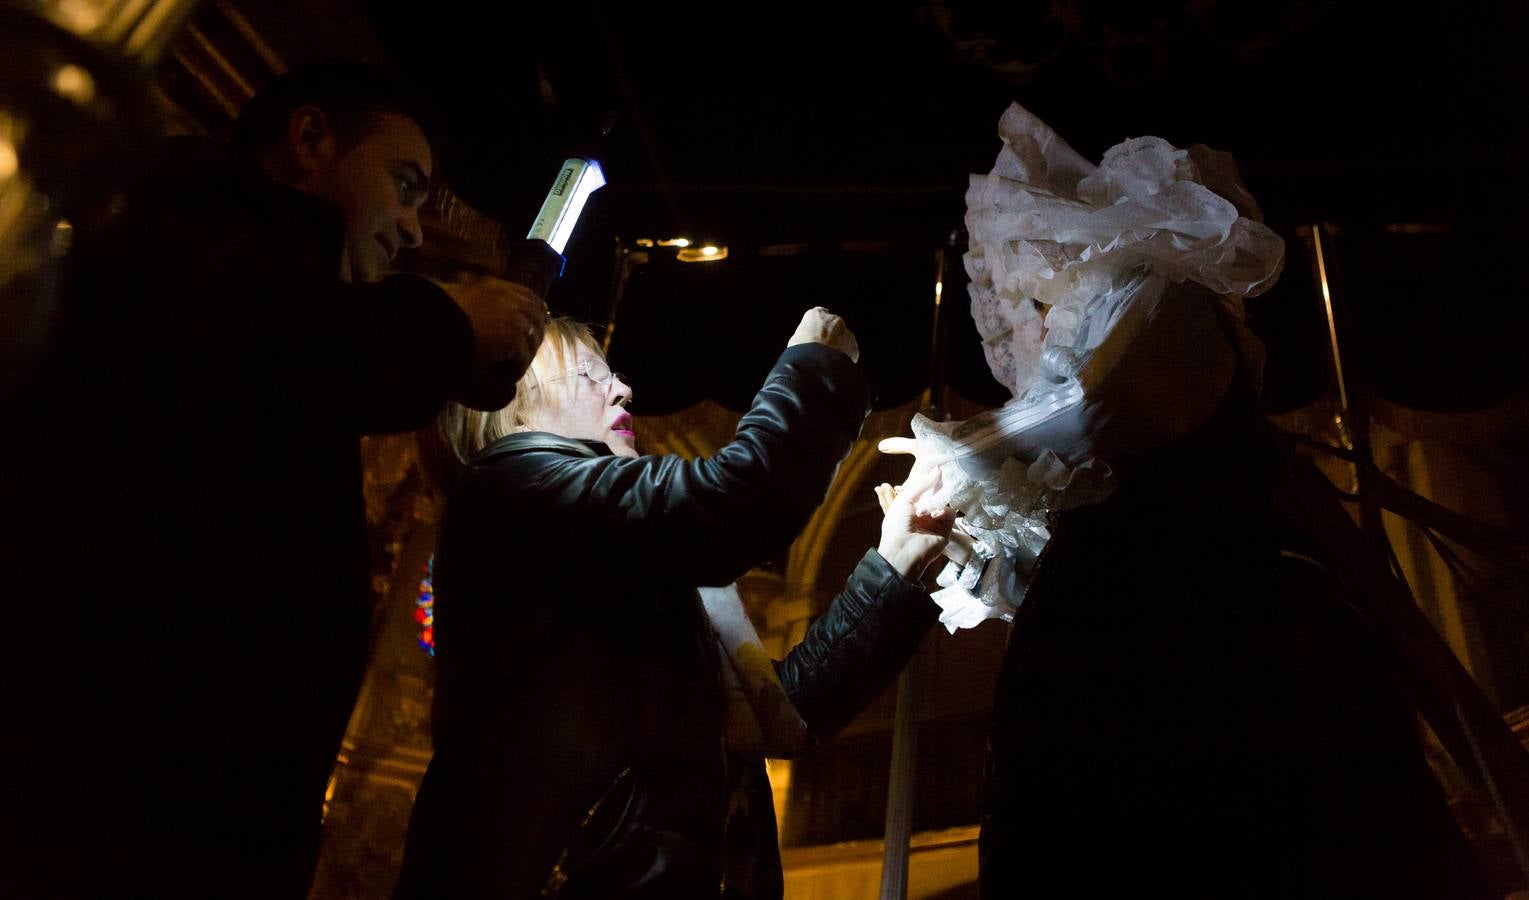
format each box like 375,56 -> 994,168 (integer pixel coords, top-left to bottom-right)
134,2 -> 1529,874
360,0 -> 1528,415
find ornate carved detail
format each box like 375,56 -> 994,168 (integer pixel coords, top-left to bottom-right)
307,770 -> 417,900
360,434 -> 435,618
312,480 -> 439,899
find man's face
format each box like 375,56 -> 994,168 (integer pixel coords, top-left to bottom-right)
301,111 -> 432,283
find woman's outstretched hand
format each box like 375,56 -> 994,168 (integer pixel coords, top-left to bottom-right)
879,435 -> 976,567
875,465 -> 954,580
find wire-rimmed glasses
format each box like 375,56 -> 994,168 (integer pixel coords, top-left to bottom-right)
545,358 -> 624,387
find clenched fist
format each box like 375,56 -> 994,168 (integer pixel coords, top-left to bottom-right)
787,307 -> 860,363
440,274 -> 548,411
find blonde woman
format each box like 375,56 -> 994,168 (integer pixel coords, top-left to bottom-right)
395,309 -> 951,899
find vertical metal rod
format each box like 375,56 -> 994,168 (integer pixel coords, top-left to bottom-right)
1310,223 -> 1350,414
878,232 -> 959,900
924,229 -> 959,420
1311,223 -> 1380,533
601,237 -> 633,355
878,656 -> 920,900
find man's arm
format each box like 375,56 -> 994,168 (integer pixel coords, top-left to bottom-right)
106,137 -> 533,434
289,273 -> 542,432
434,274 -> 546,414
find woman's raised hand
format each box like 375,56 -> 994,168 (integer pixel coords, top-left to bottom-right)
787,307 -> 860,363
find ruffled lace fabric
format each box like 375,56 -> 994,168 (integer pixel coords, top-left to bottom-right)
916,102 -> 1284,632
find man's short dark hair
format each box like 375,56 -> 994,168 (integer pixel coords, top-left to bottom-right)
230,60 -> 441,164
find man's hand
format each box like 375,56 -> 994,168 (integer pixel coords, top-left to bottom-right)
440,275 -> 547,411
874,465 -> 954,580
787,307 -> 860,363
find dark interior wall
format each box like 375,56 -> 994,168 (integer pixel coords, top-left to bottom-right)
156,0 -> 1529,417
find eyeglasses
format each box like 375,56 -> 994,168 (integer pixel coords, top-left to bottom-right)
544,358 -> 625,387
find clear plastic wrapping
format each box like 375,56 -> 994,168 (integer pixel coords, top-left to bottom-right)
917,103 -> 1285,630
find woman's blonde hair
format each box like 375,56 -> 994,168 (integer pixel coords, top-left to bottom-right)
420,317 -> 600,494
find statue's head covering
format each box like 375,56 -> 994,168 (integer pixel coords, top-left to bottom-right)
914,102 -> 1286,631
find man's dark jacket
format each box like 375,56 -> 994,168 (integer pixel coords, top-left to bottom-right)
0,137 -> 476,898
392,344 -> 938,900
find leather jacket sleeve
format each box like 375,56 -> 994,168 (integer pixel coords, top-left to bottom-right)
468,342 -> 872,588
776,549 -> 938,743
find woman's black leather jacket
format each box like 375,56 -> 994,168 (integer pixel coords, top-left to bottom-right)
394,344 -> 937,900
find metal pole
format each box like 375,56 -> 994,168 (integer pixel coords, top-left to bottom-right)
1309,223 -> 1349,415
923,229 -> 960,421
878,656 -> 920,900
1310,223 -> 1382,537
601,237 -> 640,355
878,231 -> 960,900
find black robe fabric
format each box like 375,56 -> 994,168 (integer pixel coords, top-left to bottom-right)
0,137 -> 474,899
978,387 -> 1489,899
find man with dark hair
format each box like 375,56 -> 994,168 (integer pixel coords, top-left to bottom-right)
228,59 -> 441,164
0,61 -> 544,898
